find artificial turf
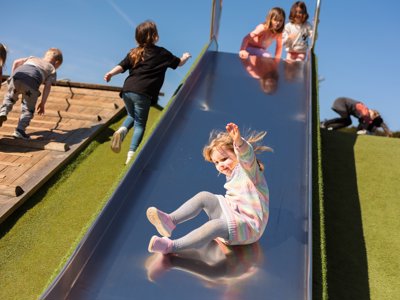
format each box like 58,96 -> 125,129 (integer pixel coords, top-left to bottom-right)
321,130 -> 400,300
0,107 -> 162,300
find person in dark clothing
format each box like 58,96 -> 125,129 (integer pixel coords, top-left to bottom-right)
321,97 -> 392,137
0,43 -> 7,88
104,20 -> 191,165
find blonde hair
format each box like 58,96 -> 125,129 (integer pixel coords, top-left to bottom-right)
203,129 -> 272,171
265,7 -> 286,34
0,43 -> 7,67
129,20 -> 159,67
45,48 -> 63,65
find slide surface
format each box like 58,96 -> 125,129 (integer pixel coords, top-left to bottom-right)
42,51 -> 312,300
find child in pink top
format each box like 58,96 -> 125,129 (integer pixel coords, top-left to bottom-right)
239,7 -> 286,59
146,122 -> 272,254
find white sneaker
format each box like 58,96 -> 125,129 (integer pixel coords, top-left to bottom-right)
13,128 -> 31,140
111,127 -> 127,153
357,129 -> 367,135
125,150 -> 135,165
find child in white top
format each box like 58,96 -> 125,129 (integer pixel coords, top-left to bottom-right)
0,48 -> 63,138
283,1 -> 313,61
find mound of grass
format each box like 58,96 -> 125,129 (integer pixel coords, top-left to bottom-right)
0,107 -> 162,300
321,130 -> 400,300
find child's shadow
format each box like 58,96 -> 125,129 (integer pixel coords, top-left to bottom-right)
33,122 -> 111,146
145,240 -> 264,297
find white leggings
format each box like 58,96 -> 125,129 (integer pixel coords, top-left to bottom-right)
170,191 -> 229,251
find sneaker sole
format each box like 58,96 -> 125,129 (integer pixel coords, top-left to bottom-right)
146,207 -> 171,237
148,235 -> 158,253
111,131 -> 122,153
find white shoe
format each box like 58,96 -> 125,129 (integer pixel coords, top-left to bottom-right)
13,128 -> 31,140
125,150 -> 135,165
111,127 -> 127,153
357,129 -> 367,135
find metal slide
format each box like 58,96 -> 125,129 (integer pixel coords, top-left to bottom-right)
41,47 -> 312,299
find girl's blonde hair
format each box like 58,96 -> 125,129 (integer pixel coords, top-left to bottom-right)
203,129 -> 272,171
265,7 -> 286,34
129,20 -> 159,67
0,43 -> 7,67
289,1 -> 309,24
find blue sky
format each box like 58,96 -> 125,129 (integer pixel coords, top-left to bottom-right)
2,0 -> 399,131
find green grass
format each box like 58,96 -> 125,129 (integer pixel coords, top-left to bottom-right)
312,52 -> 328,300
321,130 -> 400,300
0,107 -> 162,300
354,135 -> 400,300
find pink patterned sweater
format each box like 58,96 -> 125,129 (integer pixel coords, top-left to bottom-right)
217,138 -> 269,245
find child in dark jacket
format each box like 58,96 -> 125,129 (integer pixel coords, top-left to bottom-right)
321,97 -> 392,136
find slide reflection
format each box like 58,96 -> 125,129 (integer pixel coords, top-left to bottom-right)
145,240 -> 264,300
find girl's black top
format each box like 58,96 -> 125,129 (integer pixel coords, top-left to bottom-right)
118,45 -> 180,103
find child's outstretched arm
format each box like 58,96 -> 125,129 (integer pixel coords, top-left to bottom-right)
104,65 -> 123,82
227,123 -> 262,178
226,122 -> 243,147
178,52 -> 191,66
239,35 -> 251,59
275,34 -> 283,59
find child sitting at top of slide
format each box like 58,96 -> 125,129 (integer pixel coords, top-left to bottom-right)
239,7 -> 286,59
282,1 -> 313,61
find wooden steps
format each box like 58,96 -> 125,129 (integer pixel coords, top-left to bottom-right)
0,79 -> 125,223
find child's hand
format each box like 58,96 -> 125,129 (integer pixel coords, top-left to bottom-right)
179,53 -> 191,66
37,102 -> 45,115
239,50 -> 249,59
226,122 -> 242,146
182,52 -> 191,60
104,73 -> 112,82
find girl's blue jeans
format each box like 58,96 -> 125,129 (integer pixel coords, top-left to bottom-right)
121,91 -> 151,151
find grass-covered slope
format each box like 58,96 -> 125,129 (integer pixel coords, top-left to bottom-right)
321,130 -> 400,300
0,107 -> 161,300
